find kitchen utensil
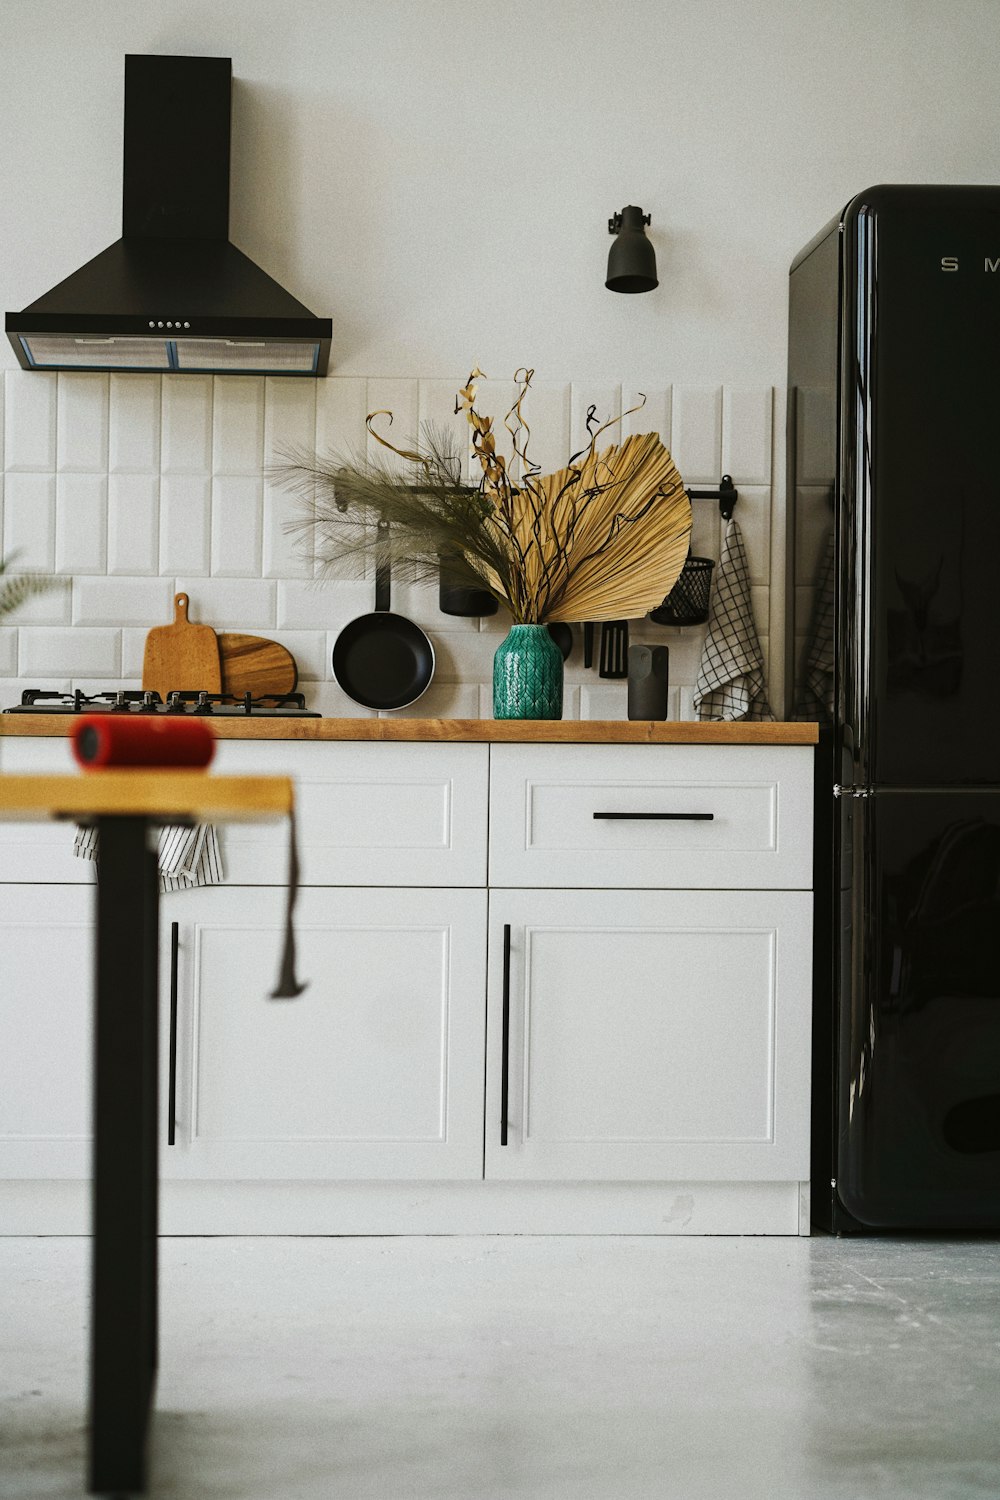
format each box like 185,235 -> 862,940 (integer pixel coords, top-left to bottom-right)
583,622 -> 594,668
142,593 -> 222,700
331,521 -> 435,710
627,644 -> 669,720
649,553 -> 715,626
218,634 -> 298,697
438,554 -> 498,617
546,623 -> 573,661
598,621 -> 629,678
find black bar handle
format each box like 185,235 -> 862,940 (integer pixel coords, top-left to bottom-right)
593,811 -> 715,821
500,923 -> 511,1147
167,922 -> 179,1147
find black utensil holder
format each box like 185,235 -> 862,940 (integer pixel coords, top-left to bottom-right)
438,556 -> 498,617
648,555 -> 715,627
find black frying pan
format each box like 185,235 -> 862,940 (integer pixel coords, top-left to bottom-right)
332,522 -> 435,710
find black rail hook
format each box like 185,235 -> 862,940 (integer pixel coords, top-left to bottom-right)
685,474 -> 738,521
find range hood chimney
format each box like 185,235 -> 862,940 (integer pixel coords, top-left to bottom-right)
5,55 -> 331,376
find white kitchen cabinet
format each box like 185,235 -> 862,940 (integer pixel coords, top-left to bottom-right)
484,888 -> 811,1183
160,885 -> 487,1181
212,741 -> 489,888
0,731 -> 815,1234
488,743 -> 812,889
0,885 -> 93,1177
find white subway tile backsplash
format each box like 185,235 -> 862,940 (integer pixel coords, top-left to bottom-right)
108,474 -> 159,575
4,376 -> 780,718
622,386 -> 671,446
266,630 -> 328,682
264,378 -> 318,465
263,480 -> 312,579
213,377 -> 264,472
160,474 -> 211,575
3,472 -> 56,570
417,379 -> 468,470
517,380 -> 570,478
57,374 -> 109,472
384,681 -> 480,719
211,475 -> 263,576
174,577 -> 276,630
722,387 -> 772,486
306,680 -> 374,718
109,375 -> 161,473
672,385 -> 723,484
0,628 -> 17,675
580,683 -> 628,721
5,581 -> 72,626
4,373 -> 57,471
20,627 -> 120,679
278,578 -> 369,631
73,576 -> 174,628
161,377 -> 213,473
571,384 -> 623,455
365,379 -> 419,476
55,473 -> 107,574
315,376 -> 367,461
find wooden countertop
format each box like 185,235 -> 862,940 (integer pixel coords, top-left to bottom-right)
0,773 -> 294,822
0,716 -> 819,745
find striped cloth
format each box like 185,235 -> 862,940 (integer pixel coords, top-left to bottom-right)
73,822 -> 224,891
694,519 -> 775,722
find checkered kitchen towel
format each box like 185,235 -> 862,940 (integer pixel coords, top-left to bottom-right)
693,519 -> 774,722
73,822 -> 224,891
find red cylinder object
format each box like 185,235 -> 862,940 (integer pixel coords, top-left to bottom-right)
72,715 -> 216,769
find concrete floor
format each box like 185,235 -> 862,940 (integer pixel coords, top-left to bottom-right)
1,1235 -> 999,1499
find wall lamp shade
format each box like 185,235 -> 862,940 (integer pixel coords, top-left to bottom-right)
606,205 -> 658,293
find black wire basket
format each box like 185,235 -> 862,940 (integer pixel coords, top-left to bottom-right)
648,554 -> 715,627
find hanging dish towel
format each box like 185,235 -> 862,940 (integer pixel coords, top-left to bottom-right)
73,822 -> 224,892
693,519 -> 774,722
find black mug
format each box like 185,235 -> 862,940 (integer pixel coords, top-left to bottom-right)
627,644 -> 669,720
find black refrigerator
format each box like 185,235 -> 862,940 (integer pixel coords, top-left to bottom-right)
787,184 -> 1000,1232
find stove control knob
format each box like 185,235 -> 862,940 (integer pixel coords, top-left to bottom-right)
141,691 -> 159,713
165,692 -> 186,714
112,691 -> 131,712
193,691 -> 212,715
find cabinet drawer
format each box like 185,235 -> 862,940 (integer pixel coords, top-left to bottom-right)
488,744 -> 813,889
0,736 -> 94,883
215,740 -> 489,887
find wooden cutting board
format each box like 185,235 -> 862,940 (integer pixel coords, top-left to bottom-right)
218,635 -> 298,697
142,593 -> 222,699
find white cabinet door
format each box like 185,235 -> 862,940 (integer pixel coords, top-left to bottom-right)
485,888 -> 811,1182
162,885 -> 487,1180
0,885 -> 93,1177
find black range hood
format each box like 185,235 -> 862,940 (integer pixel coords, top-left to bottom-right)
5,55 -> 331,376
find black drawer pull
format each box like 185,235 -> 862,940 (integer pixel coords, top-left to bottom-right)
168,922 -> 179,1146
592,811 -> 715,821
500,923 -> 511,1147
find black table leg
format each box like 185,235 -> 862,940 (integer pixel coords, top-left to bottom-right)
88,817 -> 160,1496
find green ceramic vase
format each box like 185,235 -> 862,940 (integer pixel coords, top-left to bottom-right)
492,624 -> 564,720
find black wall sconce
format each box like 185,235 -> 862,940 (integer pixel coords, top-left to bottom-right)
606,205 -> 658,293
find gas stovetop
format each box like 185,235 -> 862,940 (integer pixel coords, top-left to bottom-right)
3,690 -> 321,718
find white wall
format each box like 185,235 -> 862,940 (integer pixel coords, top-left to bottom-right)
1,1 -> 996,716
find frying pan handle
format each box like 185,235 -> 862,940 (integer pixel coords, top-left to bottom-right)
375,518 -> 391,613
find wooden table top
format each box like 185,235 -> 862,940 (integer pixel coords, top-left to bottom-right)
0,717 -> 820,745
0,773 -> 294,822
